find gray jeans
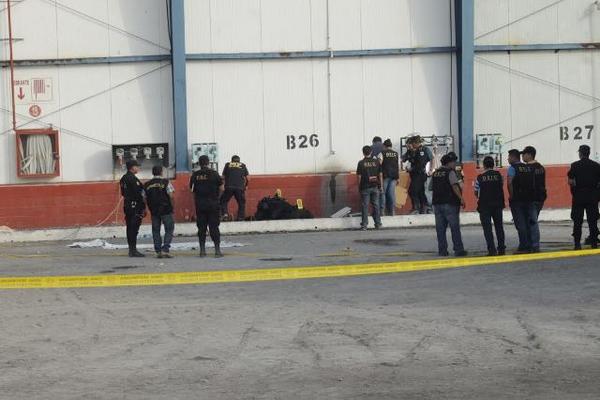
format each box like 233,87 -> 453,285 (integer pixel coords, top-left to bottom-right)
151,213 -> 175,253
434,204 -> 464,255
361,187 -> 382,228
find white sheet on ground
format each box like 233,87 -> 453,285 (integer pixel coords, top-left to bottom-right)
68,239 -> 246,250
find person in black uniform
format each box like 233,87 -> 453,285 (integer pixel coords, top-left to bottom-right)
568,145 -> 600,250
120,160 -> 146,257
220,155 -> 249,221
508,148 -> 540,253
474,156 -> 506,256
402,136 -> 431,214
432,153 -> 467,257
381,139 -> 399,216
190,155 -> 224,258
144,165 -> 175,258
356,145 -> 383,230
522,146 -> 547,216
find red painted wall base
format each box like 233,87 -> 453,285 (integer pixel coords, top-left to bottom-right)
0,163 -> 572,230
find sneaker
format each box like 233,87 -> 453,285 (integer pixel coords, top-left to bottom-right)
455,250 -> 468,257
497,248 -> 506,256
359,226 -> 368,231
375,224 -> 382,230
438,251 -> 449,257
129,250 -> 145,258
574,243 -> 582,251
487,250 -> 498,257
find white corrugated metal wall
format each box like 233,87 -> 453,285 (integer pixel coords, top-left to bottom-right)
0,0 -> 173,185
185,0 -> 458,175
474,0 -> 600,164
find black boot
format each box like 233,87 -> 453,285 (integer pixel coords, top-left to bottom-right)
215,243 -> 223,258
199,242 -> 207,257
129,249 -> 145,258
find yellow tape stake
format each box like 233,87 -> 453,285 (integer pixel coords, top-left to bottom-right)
0,249 -> 598,290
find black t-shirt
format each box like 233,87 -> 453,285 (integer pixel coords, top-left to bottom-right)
568,158 -> 600,205
120,171 -> 146,212
356,158 -> 382,191
476,170 -> 505,210
222,162 -> 249,189
190,167 -> 223,209
381,149 -> 399,180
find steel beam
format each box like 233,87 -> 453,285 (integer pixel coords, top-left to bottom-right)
475,42 -> 600,52
0,54 -> 170,68
456,0 -> 475,162
186,46 -> 456,61
169,0 -> 189,173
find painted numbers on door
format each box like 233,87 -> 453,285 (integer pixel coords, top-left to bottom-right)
560,125 -> 594,141
286,134 -> 320,150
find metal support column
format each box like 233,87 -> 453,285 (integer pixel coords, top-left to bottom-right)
169,0 -> 189,172
455,0 -> 474,161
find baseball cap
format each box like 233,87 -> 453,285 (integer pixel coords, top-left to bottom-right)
383,139 -> 392,147
520,146 -> 536,155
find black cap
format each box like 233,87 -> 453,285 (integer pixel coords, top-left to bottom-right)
383,139 -> 392,147
126,160 -> 140,170
579,145 -> 591,156
198,155 -> 210,166
520,146 -> 536,155
446,151 -> 458,162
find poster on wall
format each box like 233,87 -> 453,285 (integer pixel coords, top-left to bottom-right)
191,143 -> 219,171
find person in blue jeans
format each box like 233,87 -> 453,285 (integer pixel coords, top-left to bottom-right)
507,148 -> 541,253
144,166 -> 175,258
380,139 -> 399,216
431,153 -> 467,257
356,145 -> 383,230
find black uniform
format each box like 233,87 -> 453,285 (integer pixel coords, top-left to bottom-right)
220,162 -> 249,220
402,146 -> 431,213
568,158 -> 600,246
190,166 -> 223,247
510,163 -> 541,252
120,171 -> 146,253
431,166 -> 465,255
476,169 -> 506,254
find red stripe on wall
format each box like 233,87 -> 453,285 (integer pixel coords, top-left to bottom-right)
0,163 -> 572,230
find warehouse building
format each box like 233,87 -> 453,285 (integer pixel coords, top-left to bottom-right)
1,0 -> 599,229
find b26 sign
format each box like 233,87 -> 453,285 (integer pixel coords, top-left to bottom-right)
286,134 -> 320,150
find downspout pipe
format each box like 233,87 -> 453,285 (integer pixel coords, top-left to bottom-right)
6,0 -> 17,132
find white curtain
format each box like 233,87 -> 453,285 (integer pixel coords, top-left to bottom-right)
19,134 -> 55,175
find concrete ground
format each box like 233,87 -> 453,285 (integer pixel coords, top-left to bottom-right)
1,223 -> 599,399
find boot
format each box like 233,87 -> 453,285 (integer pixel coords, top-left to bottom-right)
129,249 -> 145,258
215,243 -> 224,258
199,242 -> 207,257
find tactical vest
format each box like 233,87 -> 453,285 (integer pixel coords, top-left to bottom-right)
432,167 -> 461,206
512,163 -> 536,202
144,178 -> 173,216
477,170 -> 504,209
381,150 -> 399,180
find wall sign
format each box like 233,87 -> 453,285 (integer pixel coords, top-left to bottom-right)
559,125 -> 594,141
286,134 -> 320,150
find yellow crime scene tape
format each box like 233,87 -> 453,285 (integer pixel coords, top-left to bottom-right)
0,249 -> 599,290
